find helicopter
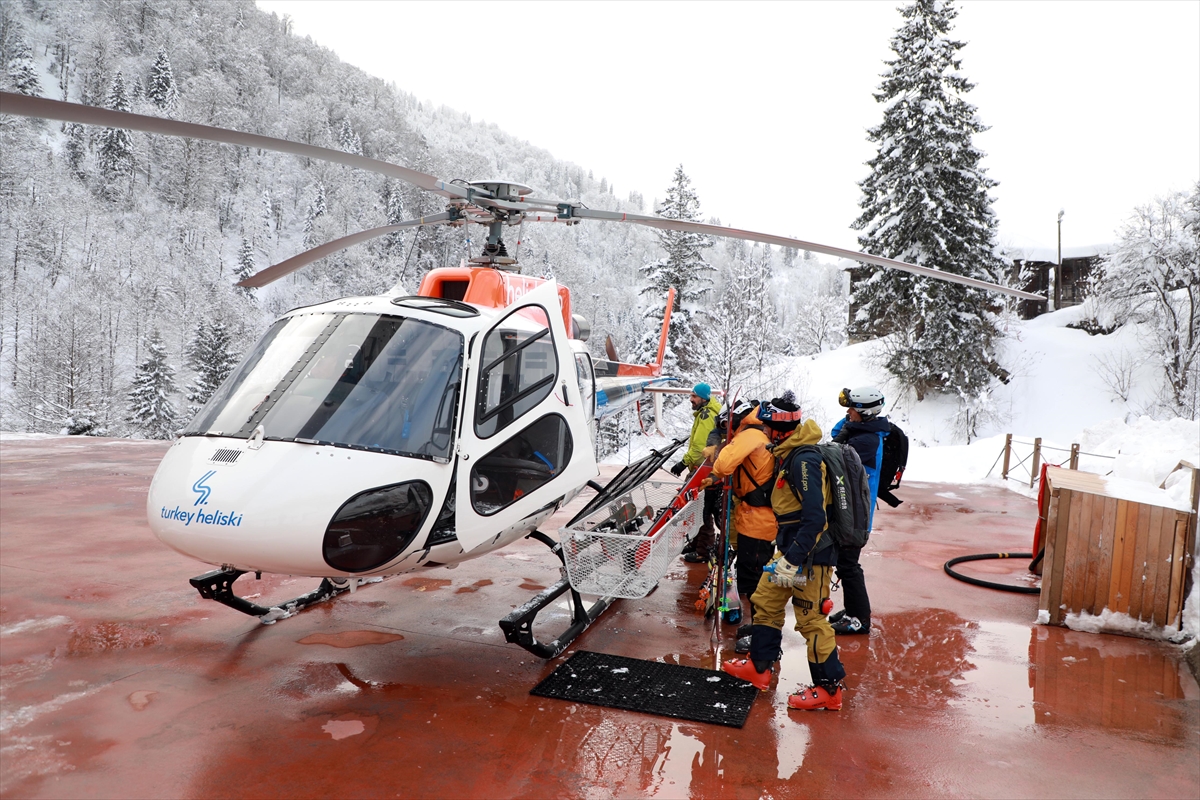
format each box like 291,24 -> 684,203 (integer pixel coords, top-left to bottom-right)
0,92 -> 1043,657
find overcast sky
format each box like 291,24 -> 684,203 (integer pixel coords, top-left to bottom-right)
256,0 -> 1199,254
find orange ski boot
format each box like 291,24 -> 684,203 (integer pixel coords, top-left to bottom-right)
787,684 -> 843,711
721,658 -> 771,690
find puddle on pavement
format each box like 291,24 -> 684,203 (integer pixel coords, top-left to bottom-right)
127,690 -> 157,711
646,722 -> 705,795
855,609 -> 978,710
948,619 -> 1036,731
401,577 -> 452,592
1027,625 -> 1188,739
297,631 -> 404,648
455,579 -> 494,594
321,719 -> 365,740
854,611 -> 1190,742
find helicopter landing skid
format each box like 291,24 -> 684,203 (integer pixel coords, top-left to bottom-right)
498,531 -> 615,659
189,568 -> 353,623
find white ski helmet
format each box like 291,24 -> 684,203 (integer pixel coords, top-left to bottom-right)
839,386 -> 885,417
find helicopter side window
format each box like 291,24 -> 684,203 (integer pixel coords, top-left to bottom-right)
474,305 -> 559,439
470,414 -> 574,516
574,352 -> 595,420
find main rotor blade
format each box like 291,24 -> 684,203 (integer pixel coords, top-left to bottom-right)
571,208 -> 1044,302
0,92 -> 469,201
237,213 -> 455,288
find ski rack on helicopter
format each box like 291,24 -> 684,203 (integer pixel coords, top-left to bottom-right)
498,438 -> 684,658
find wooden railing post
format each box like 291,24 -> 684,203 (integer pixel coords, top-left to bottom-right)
1069,443 -> 1080,470
1030,437 -> 1042,488
1001,433 -> 1012,480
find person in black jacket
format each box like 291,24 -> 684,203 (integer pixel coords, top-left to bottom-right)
828,386 -> 891,636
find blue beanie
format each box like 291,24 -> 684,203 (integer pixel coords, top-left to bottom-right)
692,382 -> 711,400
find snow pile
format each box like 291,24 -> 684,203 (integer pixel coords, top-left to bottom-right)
1063,607 -> 1194,644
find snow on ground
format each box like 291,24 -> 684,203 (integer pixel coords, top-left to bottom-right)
0,432 -> 67,441
608,304 -> 1199,644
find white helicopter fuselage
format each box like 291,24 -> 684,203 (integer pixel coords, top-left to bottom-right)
147,282 -> 601,578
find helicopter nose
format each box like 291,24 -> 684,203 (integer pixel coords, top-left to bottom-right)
147,438 -> 448,575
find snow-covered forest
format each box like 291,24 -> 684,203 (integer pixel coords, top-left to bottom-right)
1,0 -> 1195,446
0,0 -> 845,442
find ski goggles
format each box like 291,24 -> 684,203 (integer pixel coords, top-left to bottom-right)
838,387 -> 884,411
759,402 -> 802,424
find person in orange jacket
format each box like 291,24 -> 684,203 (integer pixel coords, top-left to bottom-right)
701,400 -> 777,630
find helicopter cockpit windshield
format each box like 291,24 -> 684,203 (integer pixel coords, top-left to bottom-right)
184,312 -> 464,461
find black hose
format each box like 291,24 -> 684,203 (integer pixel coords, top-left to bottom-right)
943,552 -> 1041,594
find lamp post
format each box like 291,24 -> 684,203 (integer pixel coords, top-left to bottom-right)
1055,209 -> 1064,310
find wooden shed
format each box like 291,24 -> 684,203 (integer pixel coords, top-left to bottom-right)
1038,466 -> 1197,631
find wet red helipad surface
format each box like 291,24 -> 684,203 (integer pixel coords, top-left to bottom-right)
2,437 -> 1197,798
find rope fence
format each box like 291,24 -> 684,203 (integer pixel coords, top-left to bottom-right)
987,434 -> 1119,489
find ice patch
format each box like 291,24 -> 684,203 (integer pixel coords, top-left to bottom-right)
1036,609 -> 1050,625
259,606 -> 294,624
0,689 -> 95,734
935,491 -> 962,499
0,616 -> 72,637
706,676 -> 721,682
611,667 -> 629,674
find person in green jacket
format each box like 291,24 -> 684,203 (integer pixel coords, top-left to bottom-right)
672,383 -> 722,562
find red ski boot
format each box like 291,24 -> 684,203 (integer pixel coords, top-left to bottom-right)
721,658 -> 771,690
787,684 -> 843,711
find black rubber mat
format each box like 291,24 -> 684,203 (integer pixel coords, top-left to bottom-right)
531,650 -> 758,727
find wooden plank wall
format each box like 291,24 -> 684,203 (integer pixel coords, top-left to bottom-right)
1039,475 -> 1194,631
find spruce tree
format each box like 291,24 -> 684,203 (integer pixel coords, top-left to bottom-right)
146,46 -> 178,113
126,331 -> 179,439
234,237 -> 256,295
6,30 -> 41,95
338,119 -> 362,155
852,0 -> 1007,401
637,165 -> 713,374
303,182 -> 327,247
64,122 -> 87,179
99,72 -> 134,197
186,321 -> 239,417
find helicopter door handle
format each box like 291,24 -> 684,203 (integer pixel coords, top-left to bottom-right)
559,382 -> 572,406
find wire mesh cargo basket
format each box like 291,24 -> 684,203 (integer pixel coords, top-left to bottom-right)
559,479 -> 702,599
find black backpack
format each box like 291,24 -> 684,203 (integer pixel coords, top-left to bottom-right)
784,443 -> 872,549
878,422 -> 909,508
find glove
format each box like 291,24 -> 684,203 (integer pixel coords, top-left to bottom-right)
701,445 -> 717,462
670,461 -> 687,477
699,476 -> 714,490
764,555 -> 804,589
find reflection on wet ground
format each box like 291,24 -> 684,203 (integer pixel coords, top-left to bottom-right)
855,610 -> 978,710
1,443 -> 1196,798
1029,625 -> 1188,739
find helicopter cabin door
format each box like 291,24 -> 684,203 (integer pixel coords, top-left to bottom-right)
454,281 -> 598,552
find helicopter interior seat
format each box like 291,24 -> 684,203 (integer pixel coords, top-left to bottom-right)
471,415 -> 573,515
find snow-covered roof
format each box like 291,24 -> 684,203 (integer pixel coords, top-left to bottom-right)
1011,244 -> 1115,262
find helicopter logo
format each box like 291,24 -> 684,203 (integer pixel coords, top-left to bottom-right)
192,471 -> 216,506
0,90 -> 1043,657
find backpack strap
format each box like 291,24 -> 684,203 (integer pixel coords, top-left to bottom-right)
735,449 -> 774,507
